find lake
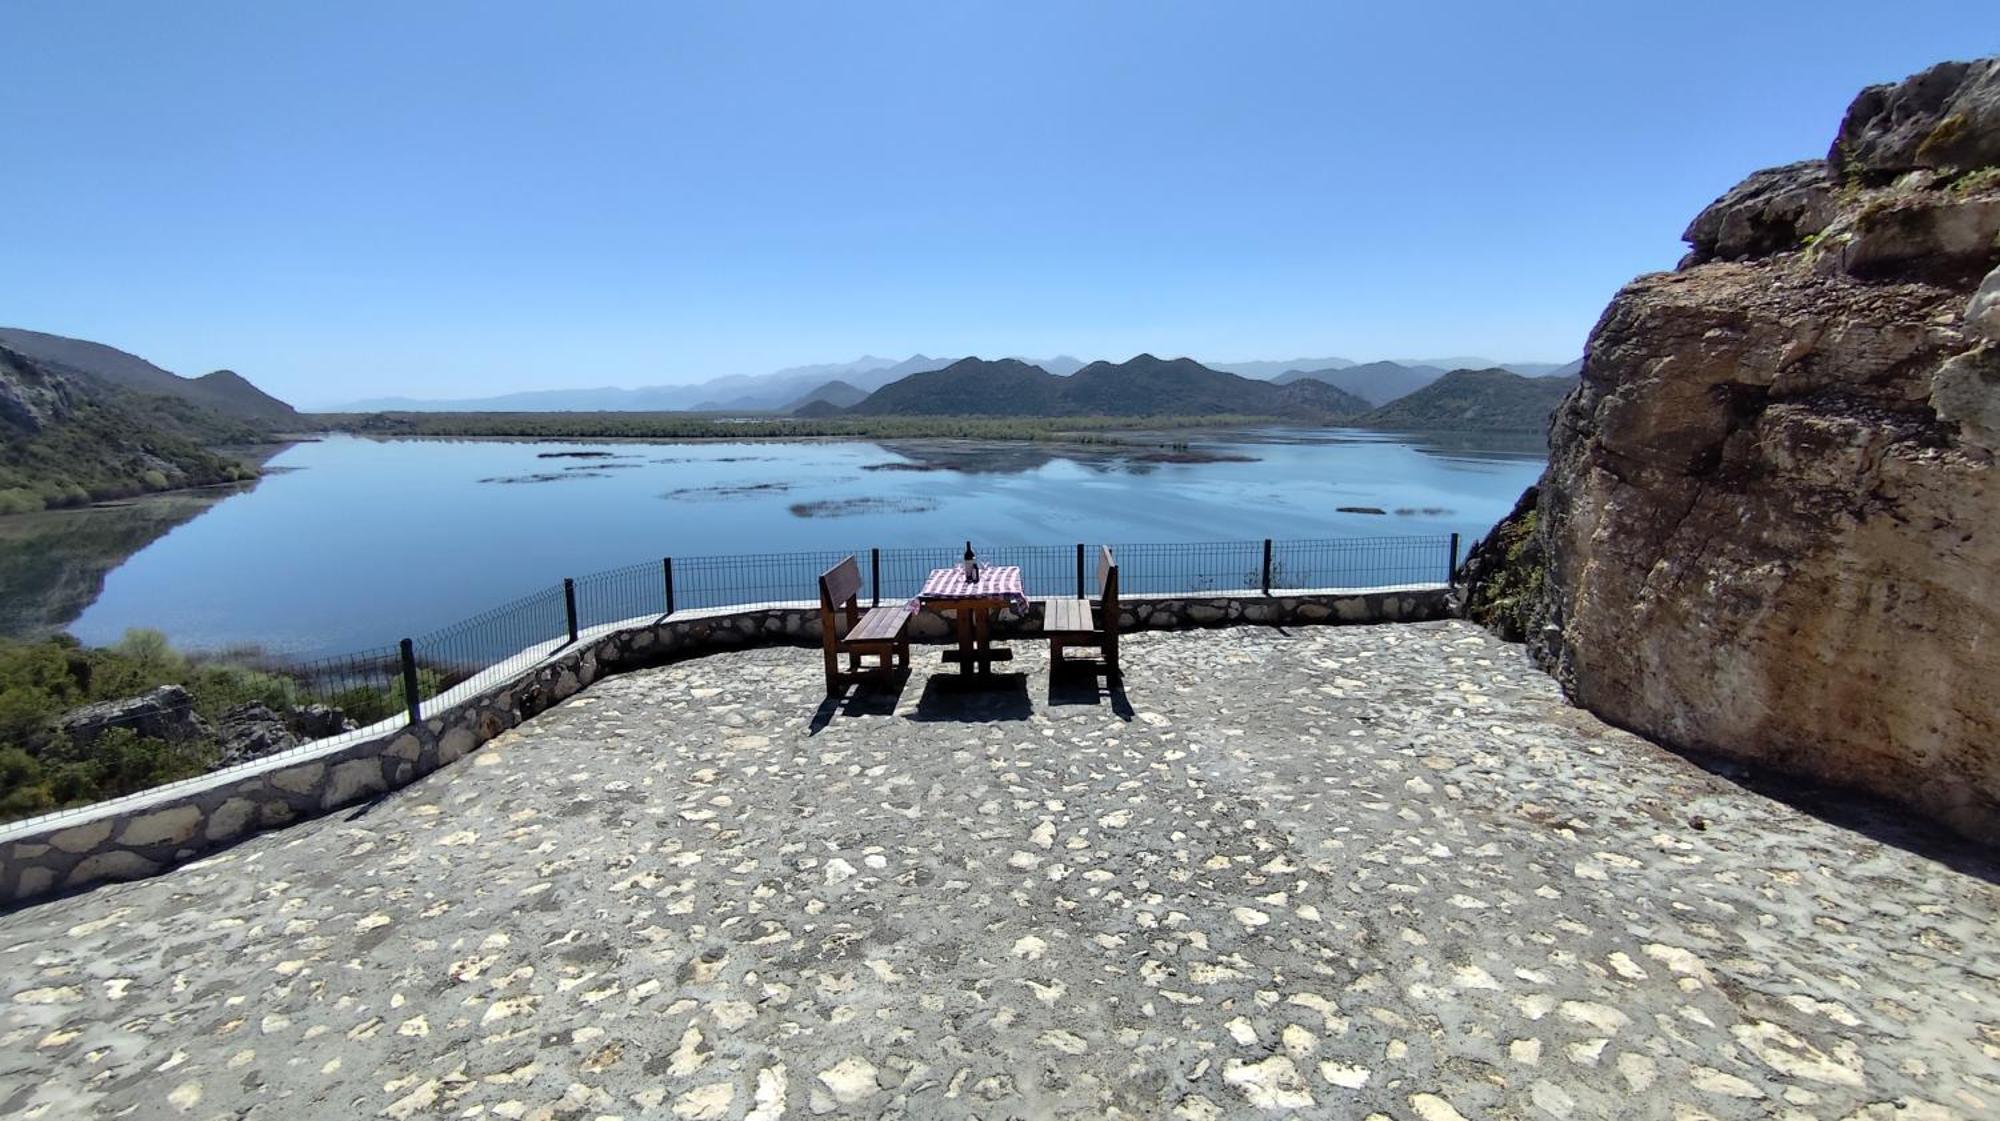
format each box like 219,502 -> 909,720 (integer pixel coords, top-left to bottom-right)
12,430 -> 1543,657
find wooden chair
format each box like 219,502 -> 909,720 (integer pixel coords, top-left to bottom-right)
817,556 -> 911,695
1047,546 -> 1120,679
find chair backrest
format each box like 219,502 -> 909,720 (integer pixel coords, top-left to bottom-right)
1096,546 -> 1119,635
819,555 -> 862,611
818,557 -> 863,651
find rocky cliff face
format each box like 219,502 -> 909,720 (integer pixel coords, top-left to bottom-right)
1478,57 -> 2000,841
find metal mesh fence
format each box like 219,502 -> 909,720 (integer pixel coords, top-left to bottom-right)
1106,540 -> 1267,596
283,645 -> 408,722
573,560 -> 669,630
410,584 -> 570,701
670,549 -> 860,611
1268,536 -> 1451,591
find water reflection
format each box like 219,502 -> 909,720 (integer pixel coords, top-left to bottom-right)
0,487 -> 255,638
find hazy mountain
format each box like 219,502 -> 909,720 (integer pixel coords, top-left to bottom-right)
1014,355 -> 1086,376
784,379 -> 869,413
0,327 -> 297,424
1358,368 -> 1578,432
336,354 -> 967,413
847,355 -> 1372,420
1273,361 -> 1448,405
1402,357 -> 1578,377
1207,357 -> 1356,379
693,354 -> 954,410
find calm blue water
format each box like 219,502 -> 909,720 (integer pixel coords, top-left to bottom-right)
64,430 -> 1542,656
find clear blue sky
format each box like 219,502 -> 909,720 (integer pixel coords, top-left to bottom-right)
2,2 -> 1990,405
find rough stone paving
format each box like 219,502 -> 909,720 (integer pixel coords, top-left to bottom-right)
0,622 -> 1994,1120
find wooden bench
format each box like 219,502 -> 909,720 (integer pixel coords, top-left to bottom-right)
818,556 -> 912,694
1047,546 -> 1120,679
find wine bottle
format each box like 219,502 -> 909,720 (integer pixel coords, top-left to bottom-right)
962,540 -> 978,582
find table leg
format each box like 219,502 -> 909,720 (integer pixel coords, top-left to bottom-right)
955,607 -> 974,675
974,606 -> 992,675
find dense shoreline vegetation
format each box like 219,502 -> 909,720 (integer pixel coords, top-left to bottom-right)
0,630 -> 429,823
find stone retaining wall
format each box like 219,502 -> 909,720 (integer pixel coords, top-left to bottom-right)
0,588 -> 1449,908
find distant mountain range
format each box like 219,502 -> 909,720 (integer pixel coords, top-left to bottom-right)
1271,361 -> 1446,405
844,355 -> 1378,420
829,354 -> 1572,429
323,351 -> 1574,413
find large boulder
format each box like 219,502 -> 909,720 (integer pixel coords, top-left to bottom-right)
289,704 -> 357,742
1680,160 -> 1837,265
1831,57 -> 2000,178
1471,56 -> 2000,842
59,685 -> 211,748
214,703 -> 297,768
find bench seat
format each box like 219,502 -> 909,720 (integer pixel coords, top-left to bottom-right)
1044,597 -> 1095,634
846,604 -> 913,645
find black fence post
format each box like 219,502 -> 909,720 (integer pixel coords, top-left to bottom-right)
1261,538 -> 1274,595
871,547 -> 881,607
662,557 -> 675,615
1447,533 -> 1461,585
399,638 -> 422,726
1075,543 -> 1086,598
563,578 -> 579,644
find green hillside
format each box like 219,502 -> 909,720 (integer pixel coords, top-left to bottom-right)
0,327 -> 299,424
1358,368 -> 1577,432
0,346 -> 258,515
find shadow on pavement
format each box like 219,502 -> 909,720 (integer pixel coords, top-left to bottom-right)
909,672 -> 1033,722
1046,671 -> 1135,721
806,669 -> 911,735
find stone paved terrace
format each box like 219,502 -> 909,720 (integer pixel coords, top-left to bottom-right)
1,622 -> 1996,1121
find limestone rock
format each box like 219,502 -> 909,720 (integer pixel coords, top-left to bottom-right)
1831,57 -> 2000,178
321,758 -> 386,810
1484,54 -> 2000,842
1966,263 -> 2000,342
215,703 -> 297,768
1681,160 -> 1837,265
1811,191 -> 2000,286
59,685 -> 210,747
289,704 -> 356,741
119,804 -> 202,848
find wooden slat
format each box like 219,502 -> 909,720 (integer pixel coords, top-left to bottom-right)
1045,598 -> 1095,634
846,605 -> 910,643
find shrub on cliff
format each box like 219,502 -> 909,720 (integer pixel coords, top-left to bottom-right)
0,629 -> 404,823
1460,486 -> 1546,643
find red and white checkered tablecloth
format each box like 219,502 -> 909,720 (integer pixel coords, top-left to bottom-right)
916,566 -> 1028,613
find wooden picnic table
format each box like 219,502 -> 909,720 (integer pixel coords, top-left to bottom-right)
916,565 -> 1028,676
